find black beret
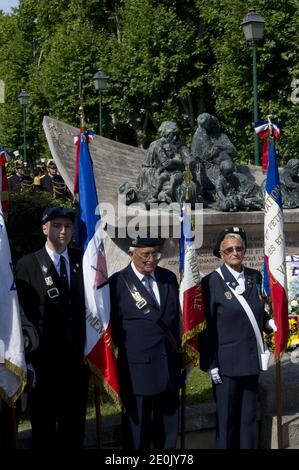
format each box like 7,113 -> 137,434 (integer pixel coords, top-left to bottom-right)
47,159 -> 57,169
42,206 -> 76,224
130,236 -> 164,248
213,226 -> 247,258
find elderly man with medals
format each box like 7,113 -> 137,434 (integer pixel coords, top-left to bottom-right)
109,236 -> 182,449
200,226 -> 276,449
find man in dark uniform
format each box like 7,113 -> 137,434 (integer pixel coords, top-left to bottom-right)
15,206 -> 89,448
7,159 -> 23,192
200,226 -> 276,449
40,160 -> 70,200
109,236 -> 182,449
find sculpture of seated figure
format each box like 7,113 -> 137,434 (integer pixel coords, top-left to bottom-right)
191,113 -> 236,201
136,121 -> 200,205
216,160 -> 263,212
281,158 -> 299,208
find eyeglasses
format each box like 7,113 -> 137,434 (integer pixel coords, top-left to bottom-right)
135,251 -> 162,261
221,246 -> 245,255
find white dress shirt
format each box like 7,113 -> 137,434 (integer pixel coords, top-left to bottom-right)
45,244 -> 70,286
131,261 -> 160,305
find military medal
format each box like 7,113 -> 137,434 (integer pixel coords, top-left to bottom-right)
235,285 -> 245,295
225,291 -> 233,300
45,276 -> 53,286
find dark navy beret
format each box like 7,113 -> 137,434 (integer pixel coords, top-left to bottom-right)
130,236 -> 164,248
213,226 -> 247,258
42,206 -> 75,224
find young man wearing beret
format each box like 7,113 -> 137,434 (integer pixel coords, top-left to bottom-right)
15,206 -> 89,449
109,236 -> 182,449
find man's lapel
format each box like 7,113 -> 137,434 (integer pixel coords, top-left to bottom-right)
41,247 -> 61,287
127,265 -> 159,310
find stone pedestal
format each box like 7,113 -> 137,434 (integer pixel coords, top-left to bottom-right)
104,205 -> 299,278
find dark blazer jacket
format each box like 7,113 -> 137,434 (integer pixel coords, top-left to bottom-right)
15,246 -> 86,371
109,264 -> 182,396
201,264 -> 270,377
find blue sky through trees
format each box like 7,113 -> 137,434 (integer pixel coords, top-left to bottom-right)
1,0 -> 19,13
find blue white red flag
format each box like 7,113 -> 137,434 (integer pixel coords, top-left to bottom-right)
0,205 -> 26,405
254,120 -> 280,172
179,203 -> 205,366
75,131 -> 120,404
264,138 -> 289,358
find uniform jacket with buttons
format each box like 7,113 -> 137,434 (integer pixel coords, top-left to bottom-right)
109,264 -> 182,396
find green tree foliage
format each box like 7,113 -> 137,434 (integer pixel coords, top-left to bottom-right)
0,0 -> 298,162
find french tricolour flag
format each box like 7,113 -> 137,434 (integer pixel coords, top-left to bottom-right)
76,131 -> 120,403
264,139 -> 289,358
255,120 -> 280,172
179,203 -> 205,366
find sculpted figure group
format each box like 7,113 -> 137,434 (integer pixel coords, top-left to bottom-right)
120,113 -> 265,211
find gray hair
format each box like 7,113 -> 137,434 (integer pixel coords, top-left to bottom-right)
220,233 -> 245,252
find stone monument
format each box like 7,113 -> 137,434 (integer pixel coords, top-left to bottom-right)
43,116 -> 299,279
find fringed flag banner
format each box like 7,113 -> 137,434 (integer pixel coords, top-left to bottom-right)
0,205 -> 26,405
75,130 -> 120,405
264,126 -> 289,358
179,203 -> 205,366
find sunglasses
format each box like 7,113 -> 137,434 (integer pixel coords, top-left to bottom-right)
221,246 -> 245,255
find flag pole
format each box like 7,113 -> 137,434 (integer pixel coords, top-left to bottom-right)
179,164 -> 193,450
77,93 -> 103,449
268,119 -> 283,449
275,360 -> 283,448
265,117 -> 287,449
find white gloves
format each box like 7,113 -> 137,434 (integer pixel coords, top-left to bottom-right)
266,318 -> 277,332
208,367 -> 222,384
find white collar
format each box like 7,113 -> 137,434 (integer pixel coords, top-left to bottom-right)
45,243 -> 69,268
131,261 -> 156,282
225,263 -> 244,281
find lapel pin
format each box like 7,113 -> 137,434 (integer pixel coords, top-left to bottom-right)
42,265 -> 48,273
225,291 -> 233,300
45,276 -> 53,286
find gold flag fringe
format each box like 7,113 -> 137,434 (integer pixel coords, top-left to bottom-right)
0,359 -> 27,407
87,359 -> 122,410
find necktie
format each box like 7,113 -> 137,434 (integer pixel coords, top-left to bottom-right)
143,275 -> 156,301
59,255 -> 69,294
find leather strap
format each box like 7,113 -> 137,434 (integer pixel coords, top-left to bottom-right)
34,250 -> 61,301
121,271 -> 179,352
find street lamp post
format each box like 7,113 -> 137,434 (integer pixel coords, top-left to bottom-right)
18,89 -> 30,165
241,8 -> 265,166
92,70 -> 109,136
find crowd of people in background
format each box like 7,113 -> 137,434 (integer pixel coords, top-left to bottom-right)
7,151 -> 70,201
